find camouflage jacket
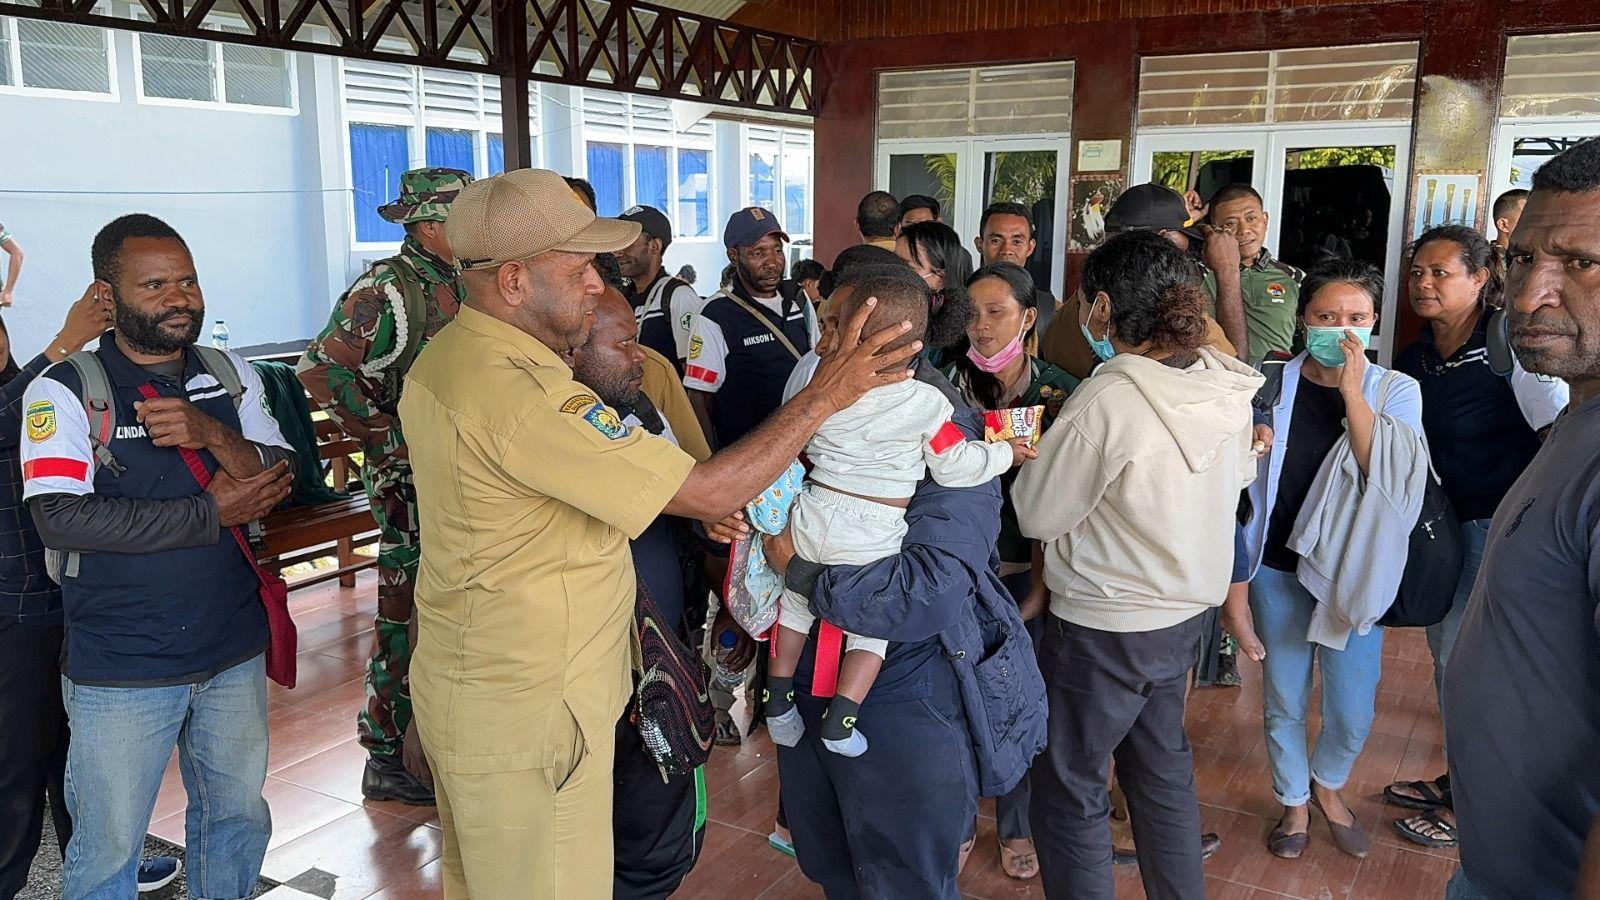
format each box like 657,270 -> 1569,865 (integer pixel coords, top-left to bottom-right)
298,236 -> 463,469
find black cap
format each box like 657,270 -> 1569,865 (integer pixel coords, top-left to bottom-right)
619,205 -> 673,250
1105,184 -> 1205,240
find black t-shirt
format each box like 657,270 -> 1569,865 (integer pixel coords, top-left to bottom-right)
1394,316 -> 1545,522
1264,375 -> 1345,572
1445,396 -> 1600,899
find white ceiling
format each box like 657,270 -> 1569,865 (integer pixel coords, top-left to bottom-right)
650,0 -> 749,20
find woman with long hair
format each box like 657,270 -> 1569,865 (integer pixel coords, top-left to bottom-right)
1016,231 -> 1261,899
1238,260 -> 1426,861
1382,225 -> 1566,848
940,261 -> 1077,880
897,221 -> 975,366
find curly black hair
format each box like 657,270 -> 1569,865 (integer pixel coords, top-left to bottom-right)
1082,231 -> 1208,354
1531,136 -> 1600,194
91,214 -> 188,285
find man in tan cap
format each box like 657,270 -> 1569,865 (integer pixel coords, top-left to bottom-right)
399,168 -> 922,899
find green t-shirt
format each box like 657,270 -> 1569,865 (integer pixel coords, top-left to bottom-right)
1202,249 -> 1305,364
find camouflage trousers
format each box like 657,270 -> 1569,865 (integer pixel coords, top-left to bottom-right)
355,462 -> 421,759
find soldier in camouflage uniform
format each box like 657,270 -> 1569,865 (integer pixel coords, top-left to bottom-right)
297,167 -> 471,805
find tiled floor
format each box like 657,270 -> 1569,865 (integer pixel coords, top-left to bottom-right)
148,574 -> 1459,899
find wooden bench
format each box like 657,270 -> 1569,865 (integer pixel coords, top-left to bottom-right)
251,355 -> 379,590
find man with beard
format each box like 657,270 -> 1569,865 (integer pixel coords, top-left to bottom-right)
568,283 -> 729,898
1442,136 -> 1600,900
683,207 -> 818,449
20,213 -> 294,900
298,167 -> 471,807
616,205 -> 703,374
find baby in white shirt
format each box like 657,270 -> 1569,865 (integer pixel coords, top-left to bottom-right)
765,275 -> 1032,757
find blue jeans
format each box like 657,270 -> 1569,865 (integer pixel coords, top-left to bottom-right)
1444,868 -> 1492,900
1428,519 -> 1490,745
1249,566 -> 1385,806
61,654 -> 271,900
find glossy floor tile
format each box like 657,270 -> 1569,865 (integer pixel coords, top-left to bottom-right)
142,574 -> 1458,899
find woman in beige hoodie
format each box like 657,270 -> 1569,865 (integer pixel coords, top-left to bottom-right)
1015,231 -> 1261,900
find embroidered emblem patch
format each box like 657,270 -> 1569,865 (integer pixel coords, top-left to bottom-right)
560,393 -> 599,414
26,401 -> 56,443
1266,282 -> 1287,301
688,335 -> 704,360
583,403 -> 630,440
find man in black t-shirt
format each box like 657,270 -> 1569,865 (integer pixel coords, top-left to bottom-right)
1443,137 -> 1600,900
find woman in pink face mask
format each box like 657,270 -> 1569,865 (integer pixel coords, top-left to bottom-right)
941,261 -> 1079,882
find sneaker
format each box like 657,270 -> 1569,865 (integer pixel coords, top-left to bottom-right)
137,856 -> 182,893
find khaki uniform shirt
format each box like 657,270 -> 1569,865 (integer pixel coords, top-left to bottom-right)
400,305 -> 696,774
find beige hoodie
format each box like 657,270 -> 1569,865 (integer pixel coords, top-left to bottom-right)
1014,347 -> 1263,633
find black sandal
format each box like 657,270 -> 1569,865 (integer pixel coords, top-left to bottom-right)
1394,808 -> 1458,849
1383,774 -> 1451,811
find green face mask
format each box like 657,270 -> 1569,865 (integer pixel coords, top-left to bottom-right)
1304,325 -> 1372,367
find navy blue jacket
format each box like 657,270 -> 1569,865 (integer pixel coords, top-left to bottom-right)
0,354 -> 61,622
787,368 -> 1049,797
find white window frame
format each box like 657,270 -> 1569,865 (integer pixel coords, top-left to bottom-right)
741,124 -> 814,250
339,59 -> 541,250
0,16 -> 119,102
131,27 -> 298,114
579,91 -> 718,243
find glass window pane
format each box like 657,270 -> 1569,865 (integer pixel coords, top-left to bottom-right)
1150,149 -> 1254,201
634,145 -> 670,212
349,123 -> 410,243
222,44 -> 292,108
18,20 -> 110,94
749,150 -> 776,211
984,150 -> 1056,289
783,149 -> 811,234
676,149 -> 710,238
587,142 -> 626,216
426,127 -> 475,173
888,153 -> 958,232
1279,144 -> 1396,274
0,23 -> 12,86
140,33 -> 214,101
487,133 -> 505,175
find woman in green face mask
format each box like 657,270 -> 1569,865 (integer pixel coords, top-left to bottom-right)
1234,259 -> 1425,862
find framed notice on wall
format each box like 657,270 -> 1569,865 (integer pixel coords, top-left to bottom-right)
1411,170 -> 1483,240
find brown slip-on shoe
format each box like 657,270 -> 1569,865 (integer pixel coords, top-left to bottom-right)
1311,795 -> 1370,858
1268,816 -> 1310,859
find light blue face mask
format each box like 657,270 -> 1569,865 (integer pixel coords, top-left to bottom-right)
1080,295 -> 1116,362
1304,325 -> 1372,367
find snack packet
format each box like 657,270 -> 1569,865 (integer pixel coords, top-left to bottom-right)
984,405 -> 1045,447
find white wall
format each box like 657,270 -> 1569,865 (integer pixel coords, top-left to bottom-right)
0,28 -> 338,357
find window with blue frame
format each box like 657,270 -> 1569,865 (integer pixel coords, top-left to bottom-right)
634,145 -> 669,213
677,149 -> 710,237
487,133 -> 504,174
586,142 -> 626,216
349,123 -> 410,243
749,150 -> 776,211
426,127 -> 475,174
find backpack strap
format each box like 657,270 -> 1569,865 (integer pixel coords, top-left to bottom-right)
61,351 -> 124,477
192,345 -> 244,407
1252,351 -> 1293,416
1484,307 -> 1515,379
384,255 -> 432,377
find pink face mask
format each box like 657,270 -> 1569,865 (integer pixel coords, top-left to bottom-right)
966,322 -> 1029,374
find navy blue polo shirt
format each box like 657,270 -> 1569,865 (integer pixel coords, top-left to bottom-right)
1395,312 -> 1564,522
682,279 -> 815,446
21,336 -> 282,686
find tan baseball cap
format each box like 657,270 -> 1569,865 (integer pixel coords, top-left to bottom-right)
448,168 -> 641,270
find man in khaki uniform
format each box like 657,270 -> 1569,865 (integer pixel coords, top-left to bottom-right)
399,168 -> 920,900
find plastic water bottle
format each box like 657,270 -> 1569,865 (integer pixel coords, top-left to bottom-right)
713,630 -> 746,691
211,320 -> 230,351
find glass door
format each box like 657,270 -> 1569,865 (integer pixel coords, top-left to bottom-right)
1492,121 -> 1600,227
976,139 -> 1068,297
1131,131 -> 1270,211
1264,125 -> 1410,361
879,143 -> 966,238
878,138 -> 1071,297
